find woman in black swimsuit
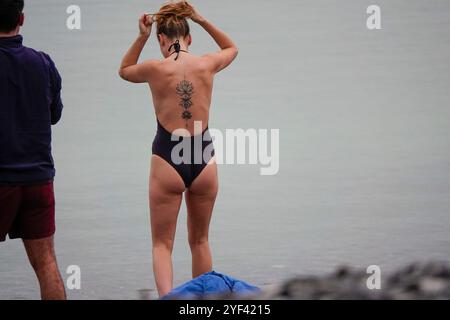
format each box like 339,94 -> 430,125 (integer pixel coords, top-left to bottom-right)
119,1 -> 238,297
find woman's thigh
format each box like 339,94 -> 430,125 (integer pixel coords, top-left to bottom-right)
186,160 -> 218,241
149,155 -> 185,244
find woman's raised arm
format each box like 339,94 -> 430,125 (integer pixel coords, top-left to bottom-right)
188,3 -> 238,73
119,14 -> 157,83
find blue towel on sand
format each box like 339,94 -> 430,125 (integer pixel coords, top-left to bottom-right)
162,271 -> 260,300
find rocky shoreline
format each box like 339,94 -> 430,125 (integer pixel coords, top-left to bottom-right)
231,262 -> 450,300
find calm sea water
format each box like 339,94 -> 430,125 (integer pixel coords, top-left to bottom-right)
1,0 -> 449,299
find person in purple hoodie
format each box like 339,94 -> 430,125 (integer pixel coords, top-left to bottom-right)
0,0 -> 66,299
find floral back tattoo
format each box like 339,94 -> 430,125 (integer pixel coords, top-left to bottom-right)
176,79 -> 194,127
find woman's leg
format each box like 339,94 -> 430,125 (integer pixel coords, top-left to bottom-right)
149,155 -> 185,297
186,159 -> 218,278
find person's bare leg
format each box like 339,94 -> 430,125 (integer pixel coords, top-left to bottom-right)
23,236 -> 66,300
186,159 -> 218,278
150,155 -> 185,297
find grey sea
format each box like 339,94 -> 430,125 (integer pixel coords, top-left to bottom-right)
1,0 -> 449,299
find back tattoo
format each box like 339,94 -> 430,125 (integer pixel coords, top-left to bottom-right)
176,79 -> 194,127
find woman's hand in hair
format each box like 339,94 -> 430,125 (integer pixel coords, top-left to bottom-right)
138,13 -> 153,38
186,3 -> 206,24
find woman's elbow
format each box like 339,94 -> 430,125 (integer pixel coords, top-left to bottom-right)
118,68 -> 126,80
231,46 -> 239,61
119,68 -> 134,82
232,46 -> 239,58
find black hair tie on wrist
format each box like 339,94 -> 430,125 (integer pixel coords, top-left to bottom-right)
168,39 -> 188,61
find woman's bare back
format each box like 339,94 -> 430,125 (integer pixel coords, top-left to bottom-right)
147,53 -> 214,134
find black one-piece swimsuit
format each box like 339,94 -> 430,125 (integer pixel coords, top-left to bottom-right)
152,120 -> 215,188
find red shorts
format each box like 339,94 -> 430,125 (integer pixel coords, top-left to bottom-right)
0,181 -> 55,242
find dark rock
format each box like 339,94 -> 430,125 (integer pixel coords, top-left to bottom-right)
244,261 -> 450,300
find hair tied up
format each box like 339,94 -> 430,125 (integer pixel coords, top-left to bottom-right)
154,1 -> 194,39
154,1 -> 194,25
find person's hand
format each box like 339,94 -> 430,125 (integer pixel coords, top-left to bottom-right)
187,3 -> 206,24
139,13 -> 153,38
